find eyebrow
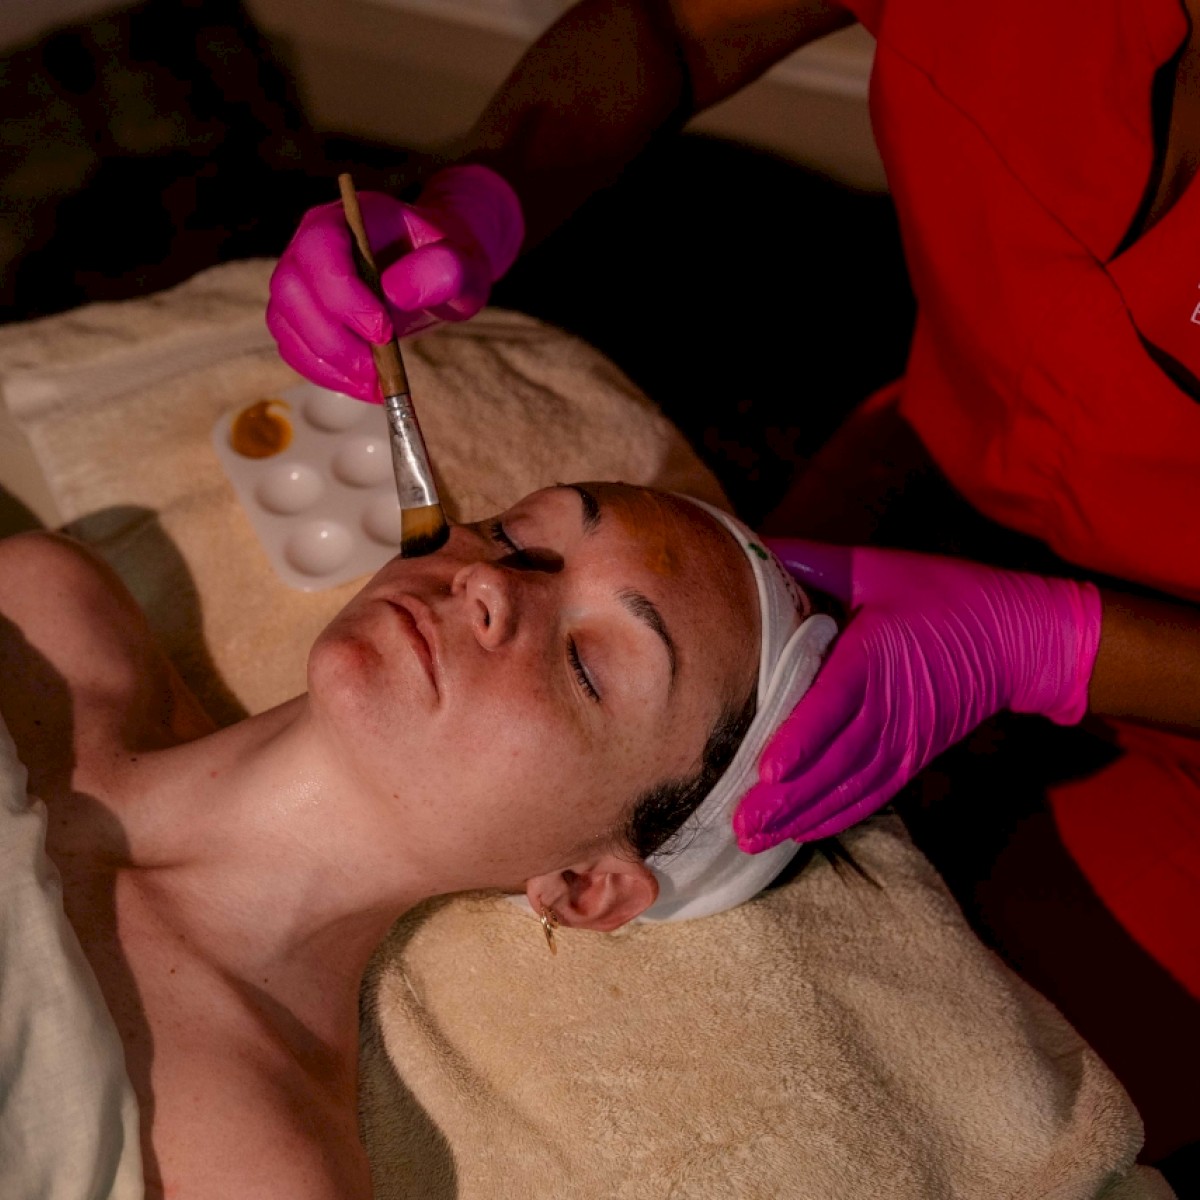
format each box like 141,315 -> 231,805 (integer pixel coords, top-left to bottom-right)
562,482 -> 601,533
558,482 -> 679,687
620,589 -> 679,685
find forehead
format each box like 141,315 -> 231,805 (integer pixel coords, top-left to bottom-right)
578,483 -> 760,694
586,484 -> 751,587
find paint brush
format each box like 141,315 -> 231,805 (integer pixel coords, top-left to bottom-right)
338,173 -> 449,558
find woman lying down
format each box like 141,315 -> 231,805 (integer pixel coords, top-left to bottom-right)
0,481 -> 835,1199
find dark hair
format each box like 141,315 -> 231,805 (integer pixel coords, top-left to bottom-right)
619,586 -> 878,888
619,577 -> 852,861
621,686 -> 758,861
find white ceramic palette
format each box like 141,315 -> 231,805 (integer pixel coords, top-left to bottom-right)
212,382 -> 405,591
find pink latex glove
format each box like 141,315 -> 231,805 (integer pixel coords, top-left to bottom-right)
734,541 -> 1103,851
266,165 -> 524,402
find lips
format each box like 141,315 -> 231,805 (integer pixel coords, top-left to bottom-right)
386,598 -> 439,695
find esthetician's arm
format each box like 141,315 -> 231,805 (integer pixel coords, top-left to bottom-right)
734,542 -> 1200,850
1087,589 -> 1200,735
266,0 -> 853,400
454,0 -> 853,248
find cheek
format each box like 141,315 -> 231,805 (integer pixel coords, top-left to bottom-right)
426,695 -> 645,859
452,693 -> 588,803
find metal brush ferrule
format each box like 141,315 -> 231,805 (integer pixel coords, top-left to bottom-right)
384,392 -> 440,509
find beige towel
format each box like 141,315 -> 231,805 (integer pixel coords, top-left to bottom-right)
0,261 -> 1168,1199
361,825 -> 1168,1200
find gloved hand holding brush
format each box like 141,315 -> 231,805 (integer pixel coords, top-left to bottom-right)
267,165 -> 524,403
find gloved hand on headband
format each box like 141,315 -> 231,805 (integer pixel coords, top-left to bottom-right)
733,542 -> 1103,850
266,165 -> 525,403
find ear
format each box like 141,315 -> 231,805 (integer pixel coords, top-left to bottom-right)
526,850 -> 659,933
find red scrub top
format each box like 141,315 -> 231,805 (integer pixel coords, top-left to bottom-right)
843,0 -> 1200,599
837,0 -> 1200,993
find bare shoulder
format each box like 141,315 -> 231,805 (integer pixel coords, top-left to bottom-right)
0,530 -> 148,657
0,532 -> 210,777
0,531 -> 155,696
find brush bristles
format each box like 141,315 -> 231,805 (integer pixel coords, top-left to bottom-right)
400,503 -> 450,558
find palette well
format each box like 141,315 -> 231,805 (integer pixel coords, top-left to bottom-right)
212,382 -> 404,591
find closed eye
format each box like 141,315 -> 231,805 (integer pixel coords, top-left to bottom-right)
487,516 -> 592,698
568,638 -> 601,703
488,518 -> 534,567
487,519 -> 563,572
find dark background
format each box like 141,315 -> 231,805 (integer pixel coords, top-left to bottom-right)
0,0 -> 914,526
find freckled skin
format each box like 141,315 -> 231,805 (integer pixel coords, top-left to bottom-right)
0,488 -> 760,1198
308,483 -> 760,893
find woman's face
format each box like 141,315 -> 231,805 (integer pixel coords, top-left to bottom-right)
308,483 -> 758,892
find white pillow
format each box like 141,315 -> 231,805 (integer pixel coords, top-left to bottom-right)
0,712 -> 143,1199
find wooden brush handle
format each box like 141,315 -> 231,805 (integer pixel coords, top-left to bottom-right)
338,173 -> 410,399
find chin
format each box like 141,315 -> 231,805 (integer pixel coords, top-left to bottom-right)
308,620 -> 396,732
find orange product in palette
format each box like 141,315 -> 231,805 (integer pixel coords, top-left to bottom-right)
229,399 -> 293,458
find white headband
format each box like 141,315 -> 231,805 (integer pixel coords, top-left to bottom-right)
637,498 -> 837,922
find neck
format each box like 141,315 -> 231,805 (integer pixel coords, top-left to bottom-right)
109,696 -> 429,1015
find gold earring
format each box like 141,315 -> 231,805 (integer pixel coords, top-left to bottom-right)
539,905 -> 560,956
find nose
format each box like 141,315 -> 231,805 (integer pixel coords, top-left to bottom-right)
451,561 -> 519,648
